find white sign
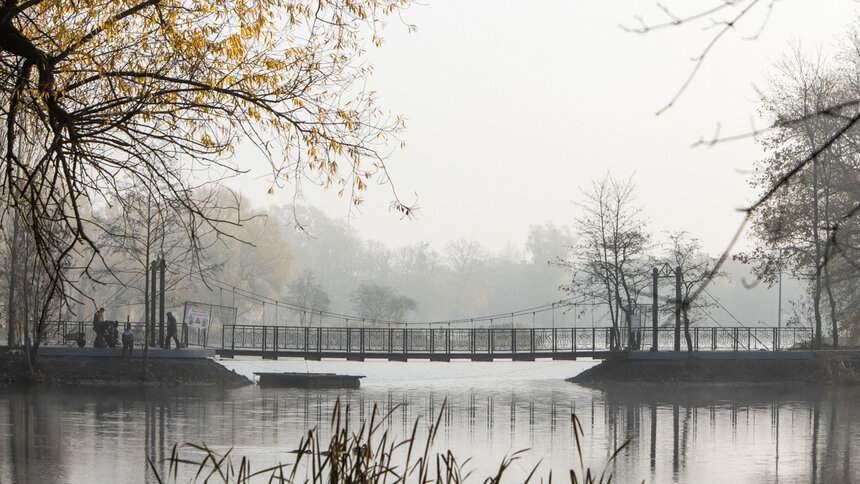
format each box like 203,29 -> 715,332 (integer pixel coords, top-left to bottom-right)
631,314 -> 641,331
186,306 -> 210,329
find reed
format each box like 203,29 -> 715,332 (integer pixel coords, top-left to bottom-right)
148,400 -> 634,483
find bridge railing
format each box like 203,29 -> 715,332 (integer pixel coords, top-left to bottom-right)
220,325 -> 814,354
39,321 -> 147,347
35,322 -> 813,353
39,320 -> 207,348
637,327 -> 810,351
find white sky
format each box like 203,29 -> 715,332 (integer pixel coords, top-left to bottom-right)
236,1 -> 860,256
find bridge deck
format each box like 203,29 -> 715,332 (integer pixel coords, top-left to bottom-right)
214,325 -> 812,361
37,322 -> 813,360
216,349 -> 618,361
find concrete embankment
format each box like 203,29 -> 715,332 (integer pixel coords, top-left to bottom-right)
569,350 -> 860,386
0,347 -> 251,386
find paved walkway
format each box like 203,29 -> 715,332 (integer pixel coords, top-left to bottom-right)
38,347 -> 215,358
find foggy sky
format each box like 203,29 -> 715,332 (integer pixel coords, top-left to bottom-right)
234,1 -> 860,256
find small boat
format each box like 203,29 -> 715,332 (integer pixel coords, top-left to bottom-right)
254,372 -> 364,389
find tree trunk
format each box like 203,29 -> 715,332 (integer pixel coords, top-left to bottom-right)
28,273 -> 45,370
821,158 -> 838,349
6,218 -> 20,346
626,307 -> 633,349
682,305 -> 693,353
805,121 -> 824,349
143,194 -> 152,371
813,266 -> 823,349
674,266 -> 681,351
30,267 -> 60,370
604,278 -> 616,351
23,271 -> 33,373
611,292 -> 621,351
811,171 -> 823,350
823,261 -> 839,348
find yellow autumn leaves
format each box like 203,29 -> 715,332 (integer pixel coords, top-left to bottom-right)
6,0 -> 410,202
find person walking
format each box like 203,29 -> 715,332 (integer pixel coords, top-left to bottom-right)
121,323 -> 135,359
92,307 -> 106,348
166,312 -> 180,350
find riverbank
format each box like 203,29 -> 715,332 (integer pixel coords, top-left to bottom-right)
0,350 -> 251,386
569,351 -> 860,386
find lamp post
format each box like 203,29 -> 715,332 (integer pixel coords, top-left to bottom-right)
777,260 -> 783,351
775,248 -> 789,351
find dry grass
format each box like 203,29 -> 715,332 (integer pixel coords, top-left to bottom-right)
148,399 -> 635,483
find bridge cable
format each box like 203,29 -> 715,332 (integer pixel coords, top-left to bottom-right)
170,261 -> 608,327
701,287 -> 769,349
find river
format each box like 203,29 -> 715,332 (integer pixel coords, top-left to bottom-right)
0,358 -> 857,483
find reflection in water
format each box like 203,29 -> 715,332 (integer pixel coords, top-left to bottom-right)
600,385 -> 860,484
144,397 -> 167,484
0,382 -> 857,483
5,389 -> 65,482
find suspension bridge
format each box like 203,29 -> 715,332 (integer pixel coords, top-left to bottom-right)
40,267 -> 811,361
42,320 -> 811,361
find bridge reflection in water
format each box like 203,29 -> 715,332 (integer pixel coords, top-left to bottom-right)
0,380 -> 856,482
217,325 -> 812,360
269,385 -> 858,484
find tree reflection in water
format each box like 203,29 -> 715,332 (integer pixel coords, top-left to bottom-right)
0,383 -> 857,483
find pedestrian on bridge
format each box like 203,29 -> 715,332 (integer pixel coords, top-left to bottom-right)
121,323 -> 135,359
92,307 -> 106,348
166,312 -> 180,350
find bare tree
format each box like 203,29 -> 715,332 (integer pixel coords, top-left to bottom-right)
349,283 -> 417,324
562,173 -> 650,350
663,231 -> 725,352
1,209 -> 66,369
286,270 -> 330,325
527,223 -> 573,265
394,242 -> 442,274
444,238 -> 488,277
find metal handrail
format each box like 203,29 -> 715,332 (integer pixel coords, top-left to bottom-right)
218,324 -> 812,354
39,320 -> 207,348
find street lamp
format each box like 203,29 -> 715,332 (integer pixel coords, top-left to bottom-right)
774,247 -> 790,351
777,266 -> 782,350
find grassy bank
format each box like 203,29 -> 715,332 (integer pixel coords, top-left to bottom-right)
0,351 -> 250,386
569,352 -> 860,386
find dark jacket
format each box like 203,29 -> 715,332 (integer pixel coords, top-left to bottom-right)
167,313 -> 178,334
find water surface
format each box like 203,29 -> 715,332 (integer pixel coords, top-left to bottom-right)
0,358 -> 856,483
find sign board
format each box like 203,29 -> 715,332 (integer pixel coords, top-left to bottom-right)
185,305 -> 211,329
631,314 -> 641,331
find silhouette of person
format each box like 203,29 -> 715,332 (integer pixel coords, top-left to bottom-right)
121,323 -> 135,359
92,307 -> 106,348
166,312 -> 180,349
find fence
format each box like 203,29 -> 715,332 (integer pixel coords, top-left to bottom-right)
38,322 -> 813,354
40,320 -> 205,348
181,302 -> 237,348
40,321 -> 146,347
219,325 -> 814,356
